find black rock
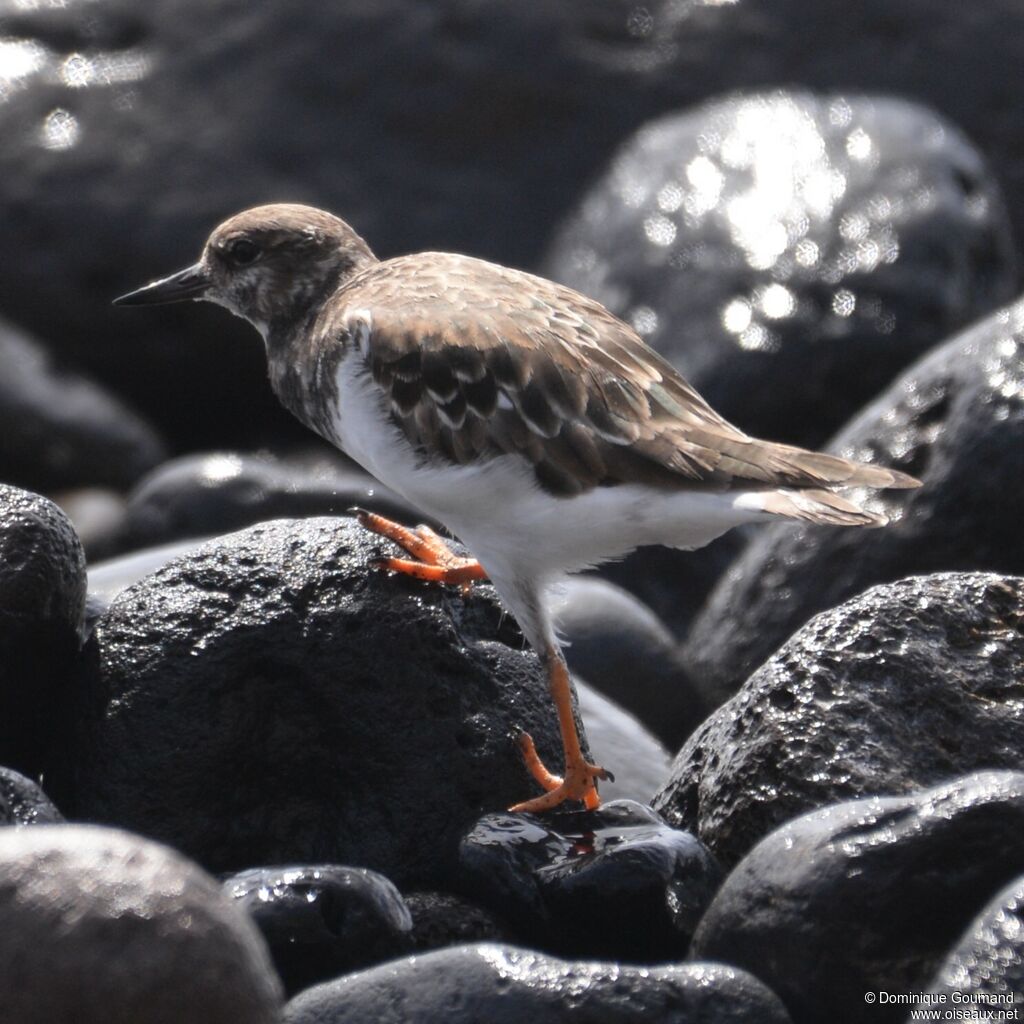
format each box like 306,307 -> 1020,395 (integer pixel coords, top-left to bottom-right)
684,296 -> 1024,706
574,683 -> 671,805
545,91 -> 1016,450
0,317 -> 166,492
224,865 -> 413,997
0,765 -> 63,826
656,573 -> 1024,868
920,874 -> 1024,1013
0,485 -> 86,780
118,451 -> 422,553
86,536 -> 214,618
403,891 -> 513,953
0,824 -> 282,1023
72,516 -> 577,885
458,800 -> 721,960
552,577 -> 706,749
691,771 -> 1024,1024
283,942 -> 794,1024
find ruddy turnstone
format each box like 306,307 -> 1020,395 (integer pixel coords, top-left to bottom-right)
115,203 -> 919,813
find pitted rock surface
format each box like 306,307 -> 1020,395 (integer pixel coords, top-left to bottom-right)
656,574 -> 1024,868
73,516 -> 577,885
0,485 -> 86,780
684,299 -> 1024,705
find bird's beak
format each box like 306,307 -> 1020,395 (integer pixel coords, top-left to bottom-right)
113,262 -> 211,306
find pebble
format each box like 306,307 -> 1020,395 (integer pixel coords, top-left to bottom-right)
282,942 -> 794,1023
224,864 -> 413,996
458,800 -> 721,960
0,824 -> 282,1023
691,771 -> 1024,1024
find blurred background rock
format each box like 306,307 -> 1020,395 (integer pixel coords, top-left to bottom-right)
0,0 -> 1022,452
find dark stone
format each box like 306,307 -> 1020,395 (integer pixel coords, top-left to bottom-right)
0,824 -> 282,1023
0,766 -> 63,826
920,874 -> 1024,1014
656,573 -> 1024,868
6,3 -> 1024,451
691,771 -> 1024,1024
0,485 -> 86,780
283,942 -> 794,1024
684,297 -> 1024,706
72,516 -> 577,885
574,683 -> 671,804
0,318 -> 166,492
545,91 -> 1016,450
458,800 -> 721,960
224,865 -> 413,997
86,536 -> 214,616
404,891 -> 513,953
553,577 -> 707,749
118,451 -> 422,553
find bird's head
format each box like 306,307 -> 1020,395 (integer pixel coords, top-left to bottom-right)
114,203 -> 377,335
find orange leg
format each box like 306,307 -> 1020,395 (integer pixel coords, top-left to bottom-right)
510,648 -> 613,814
351,508 -> 487,591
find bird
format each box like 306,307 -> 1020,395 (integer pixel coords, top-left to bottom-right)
114,203 -> 920,814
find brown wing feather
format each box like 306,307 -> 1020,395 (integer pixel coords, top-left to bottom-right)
334,253 -> 919,497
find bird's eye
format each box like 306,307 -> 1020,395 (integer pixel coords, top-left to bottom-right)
227,238 -> 260,266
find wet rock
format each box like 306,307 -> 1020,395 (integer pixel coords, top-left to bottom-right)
553,577 -> 706,749
655,573 -> 1024,869
546,91 -> 1015,450
118,451 -> 420,552
0,485 -> 86,779
684,298 -> 1024,706
458,800 -> 721,960
86,535 -> 210,613
691,771 -> 1024,1024
920,874 -> 1024,1014
0,824 -> 282,1024
575,683 -> 672,804
224,865 -> 413,997
72,516 -> 575,885
283,942 -> 794,1024
0,318 -> 166,492
0,766 -> 63,826
404,891 -> 513,953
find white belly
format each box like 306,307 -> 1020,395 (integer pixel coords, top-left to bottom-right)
330,354 -> 763,588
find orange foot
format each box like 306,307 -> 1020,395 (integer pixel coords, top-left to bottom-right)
350,508 -> 487,592
509,732 -> 613,813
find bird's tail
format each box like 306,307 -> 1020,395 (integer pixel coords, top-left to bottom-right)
758,487 -> 893,527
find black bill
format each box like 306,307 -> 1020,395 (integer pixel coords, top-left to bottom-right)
113,263 -> 210,306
